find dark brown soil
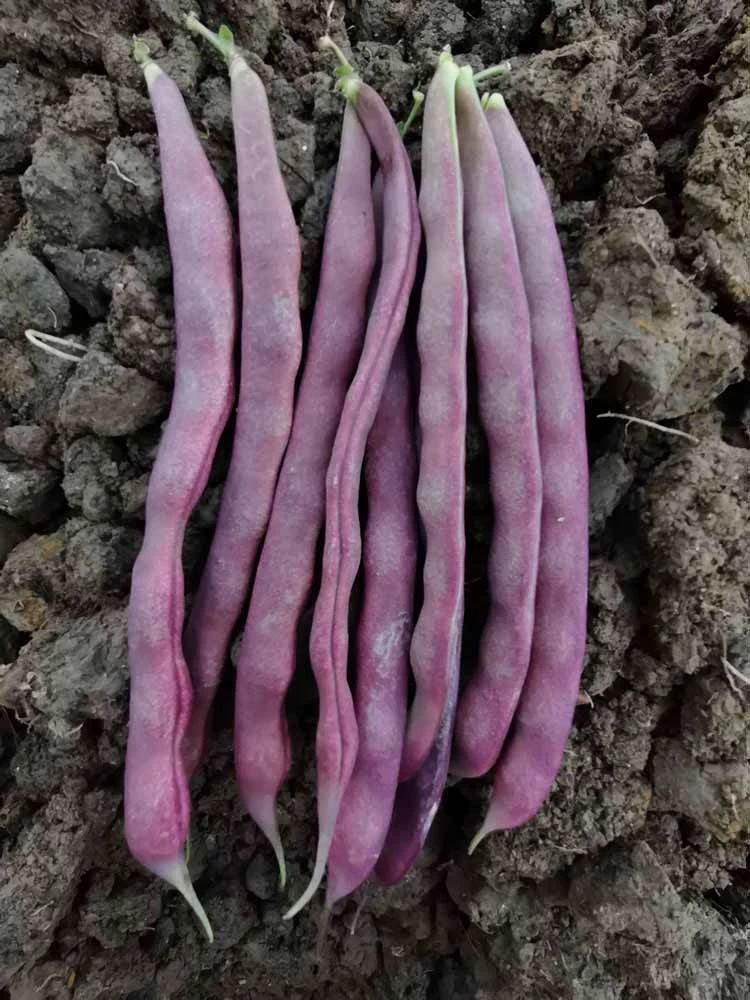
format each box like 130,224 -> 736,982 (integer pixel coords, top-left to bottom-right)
1,2 -> 749,998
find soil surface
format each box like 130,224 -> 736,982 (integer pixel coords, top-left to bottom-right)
1,1 -> 749,998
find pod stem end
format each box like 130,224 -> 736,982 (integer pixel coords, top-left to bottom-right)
474,60 -> 512,83
132,37 -> 152,67
319,33 -> 356,76
398,90 -> 425,138
186,12 -> 236,66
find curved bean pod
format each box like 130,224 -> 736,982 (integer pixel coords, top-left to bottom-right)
234,101 -> 376,885
451,67 -> 542,778
401,51 -> 468,781
284,55 -> 420,919
326,335 -> 417,907
470,94 -> 588,850
182,19 -> 302,776
124,45 -> 237,942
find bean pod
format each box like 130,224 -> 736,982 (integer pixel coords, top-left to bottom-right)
326,335 -> 417,906
471,93 -> 588,849
284,53 -> 420,918
182,18 -> 302,778
234,101 -> 376,885
401,50 -> 468,782
124,44 -> 237,942
451,66 -> 542,779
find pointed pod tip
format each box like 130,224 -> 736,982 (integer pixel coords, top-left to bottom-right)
265,831 -> 287,891
150,854 -> 214,943
283,832 -> 332,919
283,874 -> 319,920
241,792 -> 287,890
467,826 -> 489,856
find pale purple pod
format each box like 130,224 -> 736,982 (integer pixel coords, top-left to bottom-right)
326,334 -> 417,907
284,71 -> 420,919
401,52 -> 468,782
471,94 -> 588,849
234,102 -> 376,885
124,50 -> 237,941
451,67 -> 542,779
182,26 -> 302,777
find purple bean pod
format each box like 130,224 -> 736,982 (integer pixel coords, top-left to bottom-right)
124,47 -> 237,941
234,102 -> 376,885
284,65 -> 420,919
451,67 -> 542,779
471,94 -> 588,849
401,51 -> 468,781
326,333 -> 418,907
182,20 -> 302,777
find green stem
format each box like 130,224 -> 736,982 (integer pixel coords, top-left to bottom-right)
318,33 -> 355,77
398,90 -> 425,138
474,61 -> 511,83
185,12 -> 236,66
132,38 -> 152,67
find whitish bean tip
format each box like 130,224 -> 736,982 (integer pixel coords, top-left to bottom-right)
152,854 -> 214,943
467,822 -> 491,856
283,873 -> 318,920
283,833 -> 331,919
269,832 -> 287,890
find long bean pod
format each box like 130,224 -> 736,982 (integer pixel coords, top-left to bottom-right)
284,44 -> 420,919
182,18 -> 302,777
451,67 -> 542,779
124,43 -> 237,942
326,335 -> 417,906
234,101 -> 376,885
400,51 -> 468,782
471,93 -> 588,849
